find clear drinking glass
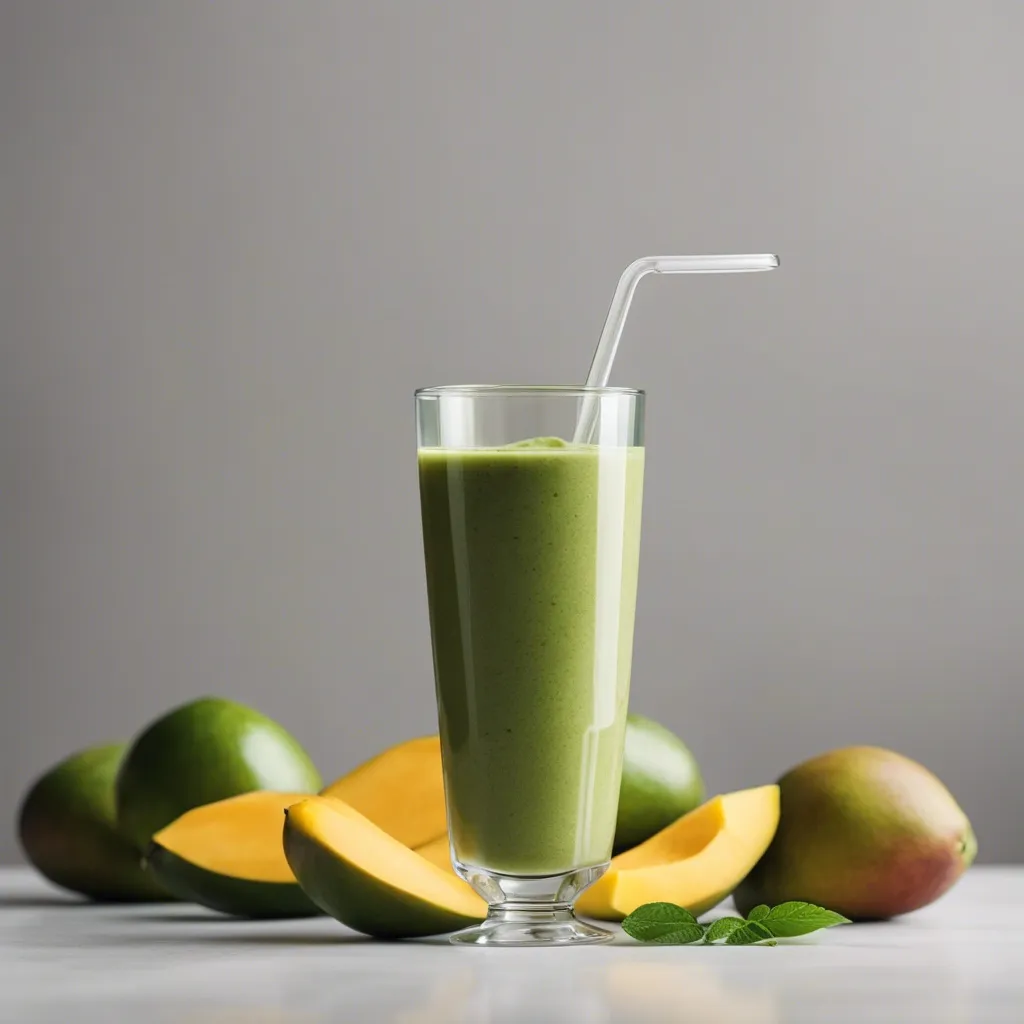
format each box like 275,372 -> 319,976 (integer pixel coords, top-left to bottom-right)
416,385 -> 645,946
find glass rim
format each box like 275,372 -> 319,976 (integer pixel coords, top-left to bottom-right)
415,384 -> 644,398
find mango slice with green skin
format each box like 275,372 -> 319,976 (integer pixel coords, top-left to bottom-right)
146,791 -> 320,918
320,735 -> 447,849
576,785 -> 780,920
145,849 -> 316,918
413,834 -> 454,872
284,796 -> 486,939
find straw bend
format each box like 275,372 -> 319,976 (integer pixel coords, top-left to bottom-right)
573,253 -> 779,442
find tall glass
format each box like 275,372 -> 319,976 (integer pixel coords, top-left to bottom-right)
416,386 -> 645,946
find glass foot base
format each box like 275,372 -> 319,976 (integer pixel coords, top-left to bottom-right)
450,860 -> 612,947
451,906 -> 612,946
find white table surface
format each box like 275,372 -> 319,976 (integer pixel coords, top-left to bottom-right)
1,865 -> 1022,1022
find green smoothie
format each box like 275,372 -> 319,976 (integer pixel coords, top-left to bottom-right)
418,437 -> 644,876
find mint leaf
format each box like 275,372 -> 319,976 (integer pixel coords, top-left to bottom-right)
619,899 -> 849,947
644,923 -> 706,945
759,902 -> 850,937
621,902 -> 701,942
704,917 -> 746,942
725,921 -> 777,946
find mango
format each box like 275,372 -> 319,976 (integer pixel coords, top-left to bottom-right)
115,697 -> 322,851
284,796 -> 486,939
577,785 -> 780,920
320,735 -> 446,848
615,713 -> 705,852
734,746 -> 976,920
146,791 -> 320,918
413,834 -> 453,871
18,743 -> 169,901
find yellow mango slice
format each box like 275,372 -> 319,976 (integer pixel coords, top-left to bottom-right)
414,833 -> 454,872
147,791 -> 319,917
284,795 -> 485,938
320,736 -> 447,849
576,785 -> 780,920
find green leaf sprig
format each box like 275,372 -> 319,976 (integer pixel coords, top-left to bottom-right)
621,901 -> 850,946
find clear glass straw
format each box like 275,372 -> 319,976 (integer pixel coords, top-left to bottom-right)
573,254 -> 779,443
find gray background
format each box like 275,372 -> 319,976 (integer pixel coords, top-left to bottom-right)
2,0 -> 1022,865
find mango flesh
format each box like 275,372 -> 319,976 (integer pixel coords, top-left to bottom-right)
734,746 -> 976,920
413,834 -> 453,872
146,791 -> 320,918
284,796 -> 485,939
320,735 -> 446,849
18,743 -> 169,902
615,713 -> 705,853
577,785 -> 780,920
115,697 -> 322,851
